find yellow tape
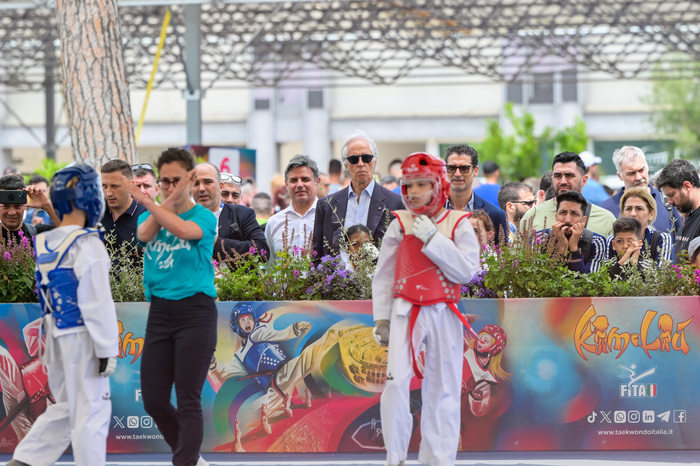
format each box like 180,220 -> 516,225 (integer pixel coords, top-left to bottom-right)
135,8 -> 171,145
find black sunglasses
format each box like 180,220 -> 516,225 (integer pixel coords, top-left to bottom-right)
446,164 -> 474,174
347,154 -> 374,164
512,200 -> 536,207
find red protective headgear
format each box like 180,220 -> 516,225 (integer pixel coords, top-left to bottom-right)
480,324 -> 507,357
400,152 -> 450,217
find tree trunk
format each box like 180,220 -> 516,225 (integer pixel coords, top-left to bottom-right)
56,0 -> 136,167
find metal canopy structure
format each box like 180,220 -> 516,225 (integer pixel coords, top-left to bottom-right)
1,0 -> 700,93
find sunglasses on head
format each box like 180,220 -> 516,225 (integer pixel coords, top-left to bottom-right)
347,154 -> 374,165
132,163 -> 154,172
221,173 -> 242,185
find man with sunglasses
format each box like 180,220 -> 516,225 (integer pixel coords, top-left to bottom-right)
444,144 -> 508,245
497,182 -> 536,242
220,173 -> 242,205
193,163 -> 268,264
100,159 -> 147,255
312,130 -> 403,259
132,163 -> 159,203
0,175 -> 58,246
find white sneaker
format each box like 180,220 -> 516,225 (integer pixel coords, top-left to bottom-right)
195,456 -> 209,466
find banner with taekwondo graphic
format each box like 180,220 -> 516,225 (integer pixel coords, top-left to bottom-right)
0,297 -> 697,453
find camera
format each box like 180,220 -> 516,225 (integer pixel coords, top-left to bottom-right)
0,190 -> 28,205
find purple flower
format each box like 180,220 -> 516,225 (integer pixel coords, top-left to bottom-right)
17,230 -> 24,238
293,269 -> 300,278
249,246 -> 256,254
2,252 -> 10,261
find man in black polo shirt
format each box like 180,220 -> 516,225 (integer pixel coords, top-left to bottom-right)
0,175 -> 58,245
100,160 -> 146,256
657,159 -> 700,264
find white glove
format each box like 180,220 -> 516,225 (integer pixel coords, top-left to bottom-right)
413,215 -> 437,243
373,320 -> 390,347
99,357 -> 117,377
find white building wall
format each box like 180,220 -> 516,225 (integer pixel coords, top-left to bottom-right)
0,73 -> 665,187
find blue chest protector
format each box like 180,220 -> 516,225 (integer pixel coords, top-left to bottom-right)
242,334 -> 288,388
34,228 -> 102,330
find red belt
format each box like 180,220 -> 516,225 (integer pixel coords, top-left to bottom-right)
408,302 -> 481,379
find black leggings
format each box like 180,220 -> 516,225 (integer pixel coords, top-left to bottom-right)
141,293 -> 217,466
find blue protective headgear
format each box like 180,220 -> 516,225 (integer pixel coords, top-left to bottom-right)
50,163 -> 105,228
230,303 -> 257,338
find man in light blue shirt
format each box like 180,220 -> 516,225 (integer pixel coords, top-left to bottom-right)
312,130 -> 403,259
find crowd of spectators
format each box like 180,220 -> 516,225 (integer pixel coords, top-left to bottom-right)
3,136 -> 700,294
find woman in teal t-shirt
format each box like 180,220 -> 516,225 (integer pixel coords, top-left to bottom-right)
130,148 -> 216,466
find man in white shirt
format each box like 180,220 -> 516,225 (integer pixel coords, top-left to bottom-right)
266,154 -> 320,263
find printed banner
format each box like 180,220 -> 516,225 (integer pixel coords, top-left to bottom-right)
0,297 -> 697,453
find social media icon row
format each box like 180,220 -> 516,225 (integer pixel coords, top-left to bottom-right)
113,415 -> 154,429
587,410 -> 686,424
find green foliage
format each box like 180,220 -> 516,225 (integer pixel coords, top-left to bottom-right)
477,102 -> 548,182
214,250 -> 267,301
31,158 -> 69,183
462,224 -> 699,299
475,103 -> 590,182
104,233 -> 146,303
0,232 -> 38,303
551,117 -> 589,155
644,57 -> 700,159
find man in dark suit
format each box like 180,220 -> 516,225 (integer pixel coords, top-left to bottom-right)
443,144 -> 508,244
313,130 -> 403,258
194,163 -> 268,263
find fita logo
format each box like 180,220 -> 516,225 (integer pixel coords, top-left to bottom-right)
619,363 -> 657,398
574,306 -> 693,360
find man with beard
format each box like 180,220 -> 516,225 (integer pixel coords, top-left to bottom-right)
193,162 -> 268,264
599,146 -> 681,239
537,190 -> 607,273
656,159 -> 700,263
521,152 -> 616,237
497,181 -> 535,242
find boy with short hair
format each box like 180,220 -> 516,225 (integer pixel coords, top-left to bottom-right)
608,216 -> 644,279
8,164 -> 119,466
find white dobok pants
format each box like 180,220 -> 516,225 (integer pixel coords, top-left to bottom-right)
13,320 -> 111,466
381,302 -> 463,466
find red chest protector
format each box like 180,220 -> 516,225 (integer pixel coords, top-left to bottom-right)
393,210 -> 469,305
392,210 -> 479,379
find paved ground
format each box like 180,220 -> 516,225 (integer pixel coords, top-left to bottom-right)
1,450 -> 698,465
